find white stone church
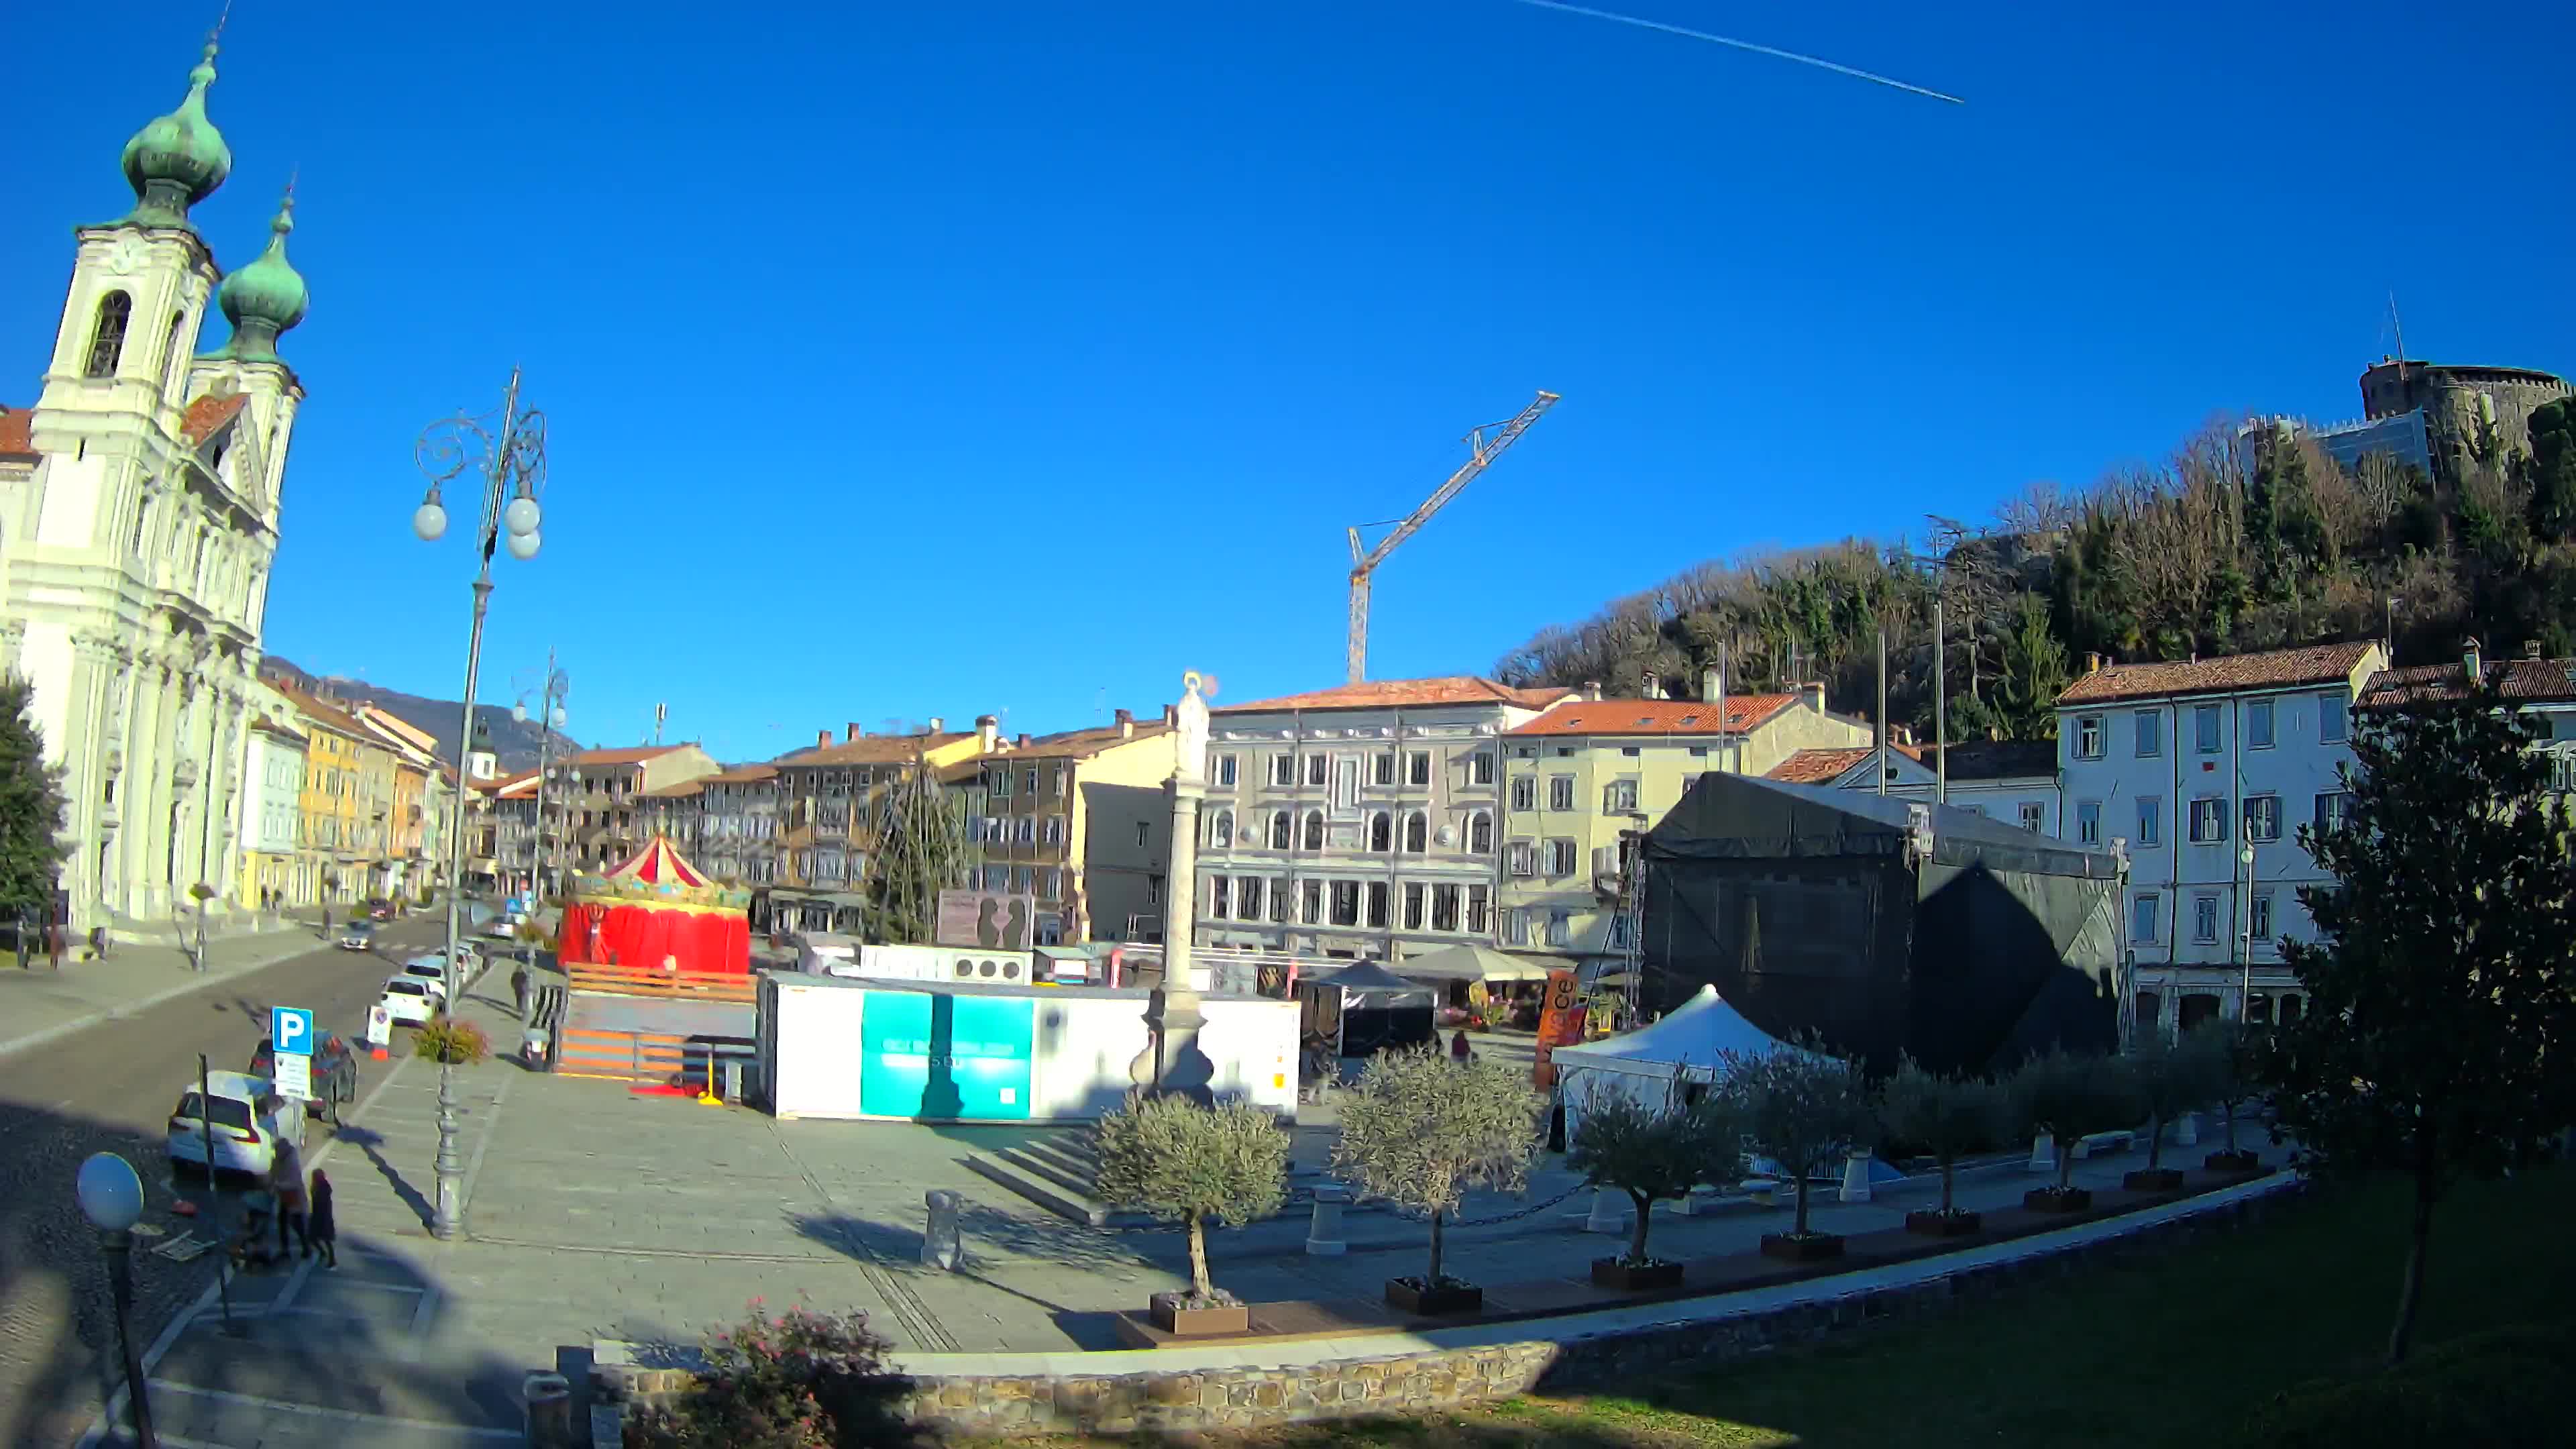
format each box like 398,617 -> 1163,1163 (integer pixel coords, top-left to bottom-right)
0,38 -> 309,937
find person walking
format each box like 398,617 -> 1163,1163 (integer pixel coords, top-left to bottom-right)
306,1169 -> 337,1267
511,962 -> 531,1020
268,1138 -> 309,1261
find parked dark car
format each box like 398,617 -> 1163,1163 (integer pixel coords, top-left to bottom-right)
247,1030 -> 359,1124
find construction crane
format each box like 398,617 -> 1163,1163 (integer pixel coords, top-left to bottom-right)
1345,390 -> 1560,684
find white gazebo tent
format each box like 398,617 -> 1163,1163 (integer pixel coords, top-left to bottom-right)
1551,984 -> 1817,1139
1392,944 -> 1562,985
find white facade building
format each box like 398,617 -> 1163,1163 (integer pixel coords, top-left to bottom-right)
1777,739 -> 2064,836
240,709 -> 307,906
1192,677 -> 1572,963
0,40 -> 310,934
2055,641 -> 2387,1035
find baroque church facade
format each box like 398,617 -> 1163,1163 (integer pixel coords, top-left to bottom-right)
0,38 -> 309,934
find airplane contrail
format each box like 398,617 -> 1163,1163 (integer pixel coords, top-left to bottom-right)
1508,0 -> 1964,105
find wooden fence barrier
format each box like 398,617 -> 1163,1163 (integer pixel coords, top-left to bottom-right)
564,963 -> 757,1004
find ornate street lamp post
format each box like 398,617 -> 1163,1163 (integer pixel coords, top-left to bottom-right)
75,1152 -> 156,1448
414,370 -> 546,1240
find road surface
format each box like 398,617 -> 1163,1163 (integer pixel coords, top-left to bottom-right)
0,918 -> 472,1447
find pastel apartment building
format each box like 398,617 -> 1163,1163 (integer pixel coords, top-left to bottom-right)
952,708 -> 1179,946
1190,677 -> 1573,963
2055,641 -> 2387,1034
1501,673 -> 1873,976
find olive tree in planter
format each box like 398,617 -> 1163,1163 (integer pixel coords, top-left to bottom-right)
1092,1091 -> 1290,1336
1564,1074 -> 1743,1289
2010,1049 -> 2145,1212
1722,1044 -> 1875,1263
2192,1020 -> 2263,1173
1331,1045 -> 1544,1316
1877,1058 -> 2006,1237
2123,1028 -> 2212,1191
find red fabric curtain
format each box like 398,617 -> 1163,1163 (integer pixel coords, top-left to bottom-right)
559,902 -> 749,974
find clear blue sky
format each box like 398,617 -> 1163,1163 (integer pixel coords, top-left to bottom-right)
7,2 -> 2569,762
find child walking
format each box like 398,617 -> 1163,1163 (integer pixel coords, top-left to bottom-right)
307,1169 -> 337,1267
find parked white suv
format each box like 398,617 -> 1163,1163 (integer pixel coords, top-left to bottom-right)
166,1070 -> 286,1176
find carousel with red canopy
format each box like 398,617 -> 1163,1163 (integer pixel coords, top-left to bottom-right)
557,835 -> 753,975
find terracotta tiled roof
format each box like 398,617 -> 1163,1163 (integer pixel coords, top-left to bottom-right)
1000,722 -> 1173,761
182,392 -> 248,444
1923,739 -> 2059,781
468,769 -> 540,796
2359,656 -> 2576,708
1507,694 -> 1798,737
270,684 -> 371,742
642,779 -> 707,799
1216,676 -> 1575,714
2056,642 -> 2379,706
0,406 -> 34,458
775,733 -> 971,767
573,745 -> 688,767
1768,747 -> 1878,785
705,765 -> 780,784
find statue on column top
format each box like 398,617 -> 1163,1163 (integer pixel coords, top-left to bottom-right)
1174,671 -> 1211,786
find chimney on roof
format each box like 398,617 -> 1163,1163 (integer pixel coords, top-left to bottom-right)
926,716 -> 944,734
976,714 -> 1000,753
1114,707 -> 1134,739
2525,640 -> 2542,660
1161,704 -> 1178,727
1701,667 -> 1721,704
816,729 -> 832,749
846,722 -> 863,743
1582,680 -> 1603,702
1016,733 -> 1031,749
2084,652 -> 2104,675
1800,681 -> 1826,714
2463,637 -> 2483,684
1640,670 -> 1662,700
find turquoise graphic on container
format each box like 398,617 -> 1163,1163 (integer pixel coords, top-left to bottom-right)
859,991 -> 1035,1121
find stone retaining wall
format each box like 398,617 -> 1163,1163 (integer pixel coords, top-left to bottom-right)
591,1181 -> 2302,1440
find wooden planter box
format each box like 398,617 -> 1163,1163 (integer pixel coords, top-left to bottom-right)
2204,1150 -> 2262,1174
1591,1257 -> 1685,1291
2123,1168 -> 2186,1192
1385,1279 -> 1483,1316
1759,1232 -> 1845,1263
2024,1187 -> 2093,1213
1147,1293 -> 1248,1338
1905,1209 -> 1984,1237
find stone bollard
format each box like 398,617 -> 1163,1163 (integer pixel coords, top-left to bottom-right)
2176,1112 -> 2199,1146
1305,1185 -> 1351,1256
1838,1149 -> 1873,1203
1584,1186 -> 1625,1234
2029,1133 -> 2057,1173
922,1190 -> 964,1271
523,1371 -> 573,1448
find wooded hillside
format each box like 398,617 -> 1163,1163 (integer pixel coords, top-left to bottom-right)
1493,399 -> 2576,743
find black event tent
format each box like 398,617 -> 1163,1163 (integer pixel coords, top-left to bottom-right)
1298,961 -> 1438,1060
1640,773 -> 2126,1077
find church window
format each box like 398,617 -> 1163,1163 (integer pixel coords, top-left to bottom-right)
162,311 -> 186,391
86,291 -> 132,378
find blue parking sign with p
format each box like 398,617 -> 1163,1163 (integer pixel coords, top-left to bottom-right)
274,1006 -> 315,1057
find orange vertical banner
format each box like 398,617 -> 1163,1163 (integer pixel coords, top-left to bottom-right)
1532,969 -> 1586,1090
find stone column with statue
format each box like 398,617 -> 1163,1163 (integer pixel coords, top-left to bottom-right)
1130,671 -> 1216,1102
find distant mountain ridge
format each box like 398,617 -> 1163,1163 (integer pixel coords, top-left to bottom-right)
258,655 -> 581,773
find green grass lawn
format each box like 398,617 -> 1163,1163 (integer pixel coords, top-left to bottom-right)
1004,1165 -> 2576,1449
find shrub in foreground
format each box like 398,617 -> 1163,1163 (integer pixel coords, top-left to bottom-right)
624,1303 -> 916,1449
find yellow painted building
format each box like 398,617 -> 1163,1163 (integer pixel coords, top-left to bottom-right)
276,686 -> 381,906
1498,679 -> 1873,972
